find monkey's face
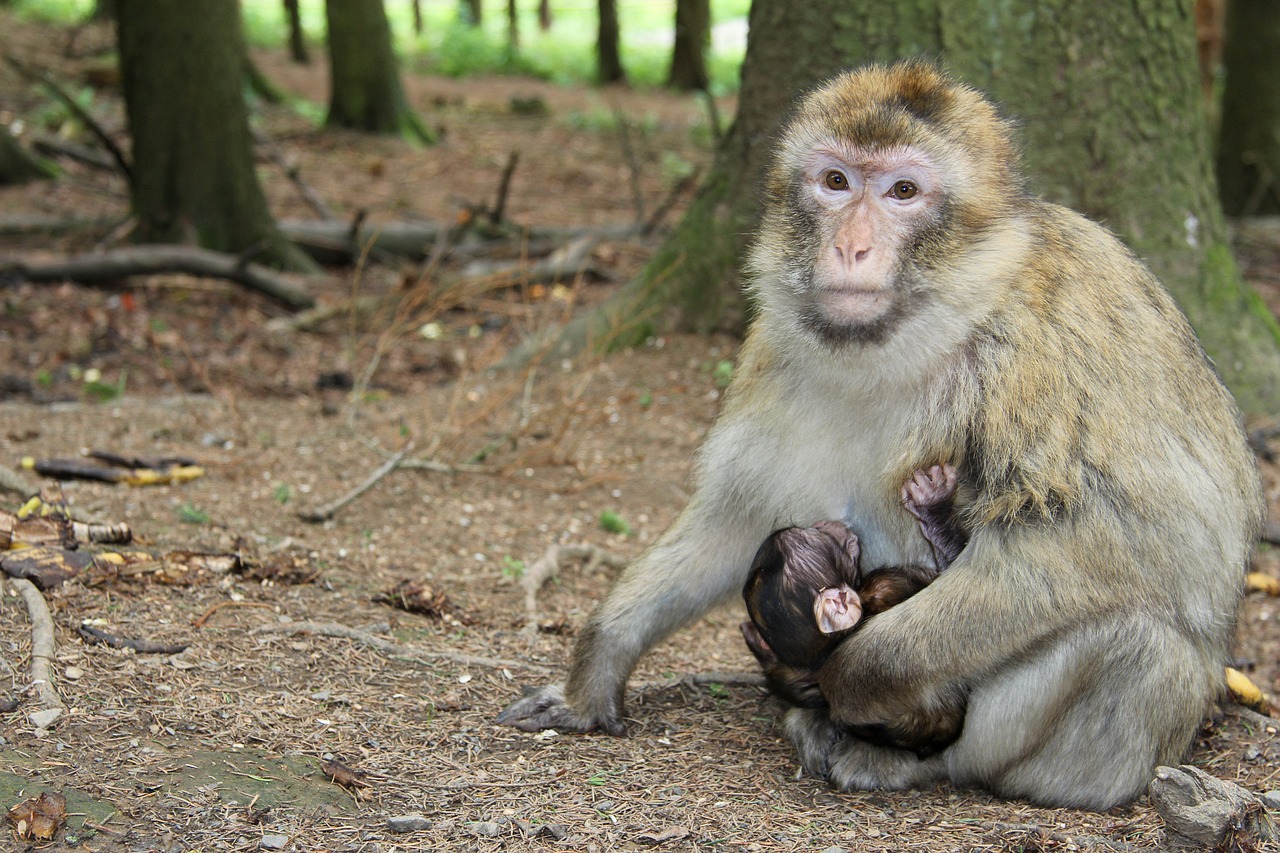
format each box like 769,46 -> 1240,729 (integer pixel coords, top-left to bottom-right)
746,62 -> 1024,349
798,144 -> 942,341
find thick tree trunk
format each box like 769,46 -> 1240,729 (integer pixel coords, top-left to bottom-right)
116,0 -> 314,272
538,0 -> 552,31
596,0 -> 1280,415
597,0 -> 625,84
460,0 -> 482,26
324,0 -> 430,141
667,0 -> 709,91
1217,0 -> 1280,215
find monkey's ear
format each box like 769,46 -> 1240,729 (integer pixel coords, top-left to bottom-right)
813,520 -> 860,564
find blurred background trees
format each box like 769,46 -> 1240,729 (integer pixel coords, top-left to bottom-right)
1,0 -> 1279,411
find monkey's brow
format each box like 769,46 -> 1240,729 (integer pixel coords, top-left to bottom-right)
806,143 -> 931,173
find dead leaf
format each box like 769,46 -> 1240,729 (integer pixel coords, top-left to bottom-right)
6,790 -> 67,841
635,826 -> 690,845
374,580 -> 472,623
1247,571 -> 1280,596
1,545 -> 95,588
321,758 -> 371,791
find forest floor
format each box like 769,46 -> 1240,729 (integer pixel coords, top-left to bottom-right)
2,12 -> 1280,853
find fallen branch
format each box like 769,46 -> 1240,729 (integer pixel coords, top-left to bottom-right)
488,151 -> 519,226
76,623 -> 189,654
0,463 -> 35,497
521,542 -> 628,633
0,213 -> 123,237
1,245 -> 315,310
250,620 -> 547,672
9,577 -> 66,723
298,444 -> 411,523
32,136 -> 117,173
635,671 -> 767,693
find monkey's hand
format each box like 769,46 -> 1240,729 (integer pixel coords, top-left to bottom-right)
495,683 -> 626,736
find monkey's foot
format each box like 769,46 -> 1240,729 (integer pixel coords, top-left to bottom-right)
495,683 -> 626,736
782,706 -> 842,778
901,463 -> 957,519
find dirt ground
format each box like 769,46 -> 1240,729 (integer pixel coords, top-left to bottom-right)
2,13 -> 1280,853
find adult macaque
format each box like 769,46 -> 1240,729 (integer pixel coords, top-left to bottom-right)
498,61 -> 1261,810
741,465 -> 963,720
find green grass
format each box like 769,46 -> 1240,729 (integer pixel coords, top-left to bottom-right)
13,0 -> 749,94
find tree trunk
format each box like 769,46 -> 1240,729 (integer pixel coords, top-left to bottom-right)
116,0 -> 314,272
667,0 -> 709,91
507,0 -> 519,49
538,0 -> 552,31
593,0 -> 1280,416
90,0 -> 116,21
324,0 -> 430,142
412,0 -> 423,35
284,0 -> 310,63
597,0 -> 625,84
0,127 -> 57,184
460,0 -> 482,26
1217,0 -> 1280,215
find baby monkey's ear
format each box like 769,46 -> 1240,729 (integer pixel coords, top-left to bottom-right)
812,519 -> 860,565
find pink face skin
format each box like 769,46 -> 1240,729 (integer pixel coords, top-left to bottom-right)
814,584 -> 863,634
805,146 -> 938,328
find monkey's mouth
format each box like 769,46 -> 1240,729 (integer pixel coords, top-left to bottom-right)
816,287 -> 893,324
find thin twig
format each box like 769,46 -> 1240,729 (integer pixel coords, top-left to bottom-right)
298,444 -> 412,523
251,129 -> 336,221
77,623 -> 189,654
250,620 -> 548,672
489,152 -> 520,226
191,600 -> 277,629
9,577 -> 66,716
521,543 -> 628,633
611,104 -> 646,225
642,168 -> 702,237
4,54 -> 131,180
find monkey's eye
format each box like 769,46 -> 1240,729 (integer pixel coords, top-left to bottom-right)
889,180 -> 918,200
823,170 -> 849,191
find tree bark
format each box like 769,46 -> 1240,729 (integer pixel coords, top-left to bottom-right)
116,0 -> 314,272
667,0 -> 709,91
597,0 -> 625,84
324,0 -> 430,142
284,0 -> 310,63
460,0 -> 482,26
538,0 -> 552,31
1216,0 -> 1280,215
591,0 -> 1280,416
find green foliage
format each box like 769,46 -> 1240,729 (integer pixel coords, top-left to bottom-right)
501,555 -> 526,580
599,510 -> 632,536
273,482 -> 292,505
82,368 -> 126,402
178,504 -> 211,525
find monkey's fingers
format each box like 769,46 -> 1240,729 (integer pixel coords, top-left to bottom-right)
495,683 -> 626,736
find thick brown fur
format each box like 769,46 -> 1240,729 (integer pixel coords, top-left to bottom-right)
497,61 -> 1261,811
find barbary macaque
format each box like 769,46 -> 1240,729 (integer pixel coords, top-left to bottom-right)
498,61 -> 1262,810
741,465 -> 964,716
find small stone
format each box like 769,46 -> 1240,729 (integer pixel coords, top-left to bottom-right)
386,814 -> 432,833
64,666 -> 84,681
29,708 -> 62,730
259,834 -> 288,850
1150,764 -> 1277,848
821,847 -> 849,853
1261,790 -> 1280,810
469,821 -> 502,838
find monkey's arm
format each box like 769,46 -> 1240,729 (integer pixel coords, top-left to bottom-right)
817,524 -> 1105,747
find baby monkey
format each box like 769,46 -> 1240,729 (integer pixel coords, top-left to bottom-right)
741,464 -> 965,709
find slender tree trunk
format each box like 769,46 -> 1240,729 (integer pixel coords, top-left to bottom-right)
597,0 -> 625,84
284,0 -> 310,63
412,0 -> 423,35
460,0 -> 482,26
90,0 -> 116,21
116,0 -> 314,271
324,0 -> 430,142
1217,0 -> 1280,215
507,0 -> 519,49
538,0 -> 552,31
667,0 -> 709,91
580,0 -> 1280,415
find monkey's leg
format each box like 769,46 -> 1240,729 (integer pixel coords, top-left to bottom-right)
948,614 -> 1216,810
497,500 -> 768,734
783,707 -> 947,791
